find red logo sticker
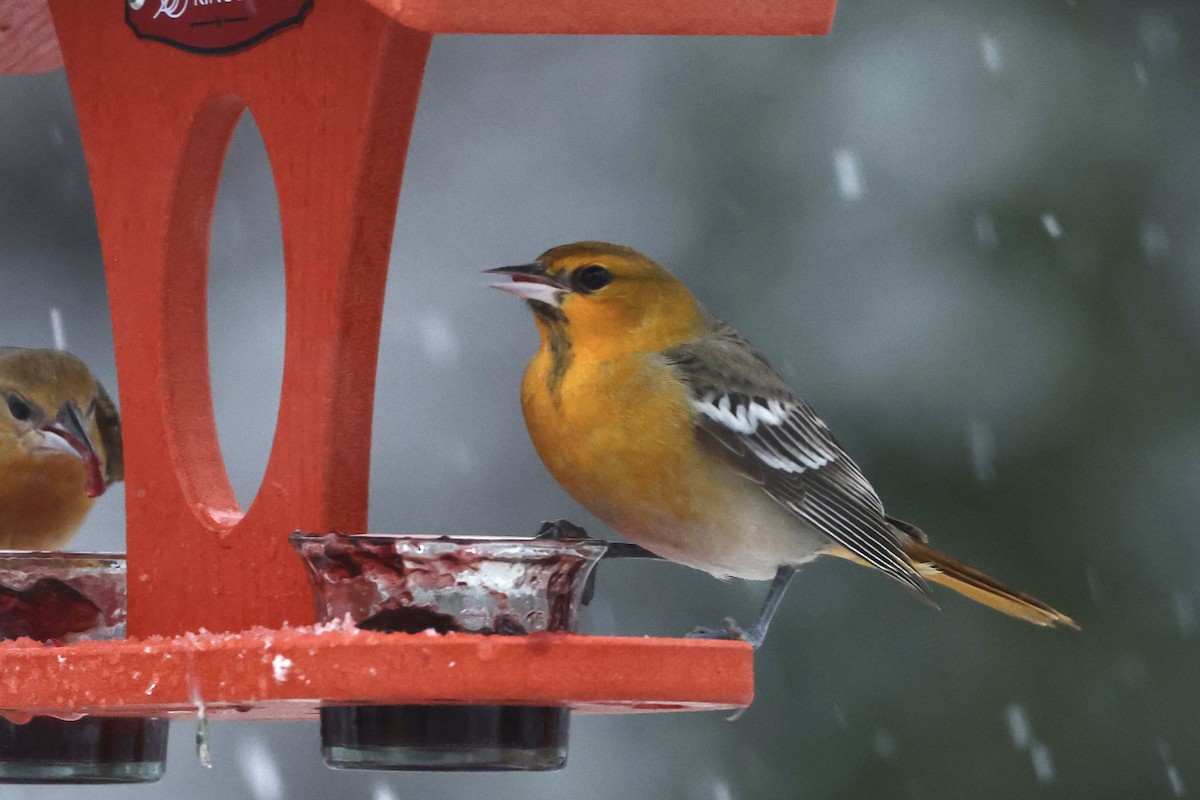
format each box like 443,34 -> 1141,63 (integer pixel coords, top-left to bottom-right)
126,0 -> 312,54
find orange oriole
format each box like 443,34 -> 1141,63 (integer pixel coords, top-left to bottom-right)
489,242 -> 1075,647
0,348 -> 123,550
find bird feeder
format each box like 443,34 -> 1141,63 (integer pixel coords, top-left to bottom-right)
0,0 -> 837,777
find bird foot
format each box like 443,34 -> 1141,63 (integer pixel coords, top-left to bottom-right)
532,520 -> 663,607
534,519 -> 591,541
534,519 -> 599,605
686,617 -> 763,649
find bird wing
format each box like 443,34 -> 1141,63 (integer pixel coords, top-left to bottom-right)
663,323 -> 931,600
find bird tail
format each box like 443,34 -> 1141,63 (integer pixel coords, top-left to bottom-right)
893,526 -> 1078,629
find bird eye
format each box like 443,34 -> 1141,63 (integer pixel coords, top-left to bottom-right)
575,265 -> 613,292
5,393 -> 33,422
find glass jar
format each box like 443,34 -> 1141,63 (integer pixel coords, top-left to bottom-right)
0,552 -> 168,783
290,533 -> 606,771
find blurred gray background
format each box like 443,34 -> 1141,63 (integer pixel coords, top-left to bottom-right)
2,0 -> 1199,797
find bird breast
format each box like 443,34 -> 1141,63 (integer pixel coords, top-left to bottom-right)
520,350 -> 826,580
0,448 -> 94,550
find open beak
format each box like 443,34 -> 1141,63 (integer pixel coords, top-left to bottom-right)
38,403 -> 107,498
484,262 -> 572,308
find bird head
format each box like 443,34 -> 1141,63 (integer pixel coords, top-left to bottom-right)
487,241 -> 707,356
0,349 -> 123,499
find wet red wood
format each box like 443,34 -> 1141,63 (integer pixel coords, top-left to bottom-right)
0,631 -> 754,719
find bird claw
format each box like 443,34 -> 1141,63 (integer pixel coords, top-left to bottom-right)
686,617 -> 754,644
534,519 -> 591,541
687,617 -> 765,649
534,520 -> 598,605
531,520 -> 663,607
685,620 -> 757,720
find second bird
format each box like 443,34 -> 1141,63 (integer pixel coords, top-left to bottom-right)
0,348 -> 123,550
489,242 -> 1075,647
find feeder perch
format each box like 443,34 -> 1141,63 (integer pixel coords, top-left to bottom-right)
0,0 -> 837,773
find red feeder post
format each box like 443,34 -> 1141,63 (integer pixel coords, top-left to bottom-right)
0,0 -> 835,726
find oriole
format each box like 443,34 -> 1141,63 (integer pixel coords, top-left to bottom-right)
0,348 -> 123,550
489,242 -> 1075,647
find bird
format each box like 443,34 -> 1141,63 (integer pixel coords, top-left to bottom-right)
0,348 -> 123,550
488,241 -> 1076,648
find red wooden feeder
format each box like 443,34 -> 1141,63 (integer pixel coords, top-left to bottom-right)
0,0 -> 836,760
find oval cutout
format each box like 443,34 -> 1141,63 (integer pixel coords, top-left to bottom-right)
207,110 -> 286,512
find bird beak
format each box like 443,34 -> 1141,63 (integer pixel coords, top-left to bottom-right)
484,262 -> 572,308
38,402 -> 107,498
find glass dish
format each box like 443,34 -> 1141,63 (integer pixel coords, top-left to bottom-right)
290,533 -> 607,771
0,552 -> 168,783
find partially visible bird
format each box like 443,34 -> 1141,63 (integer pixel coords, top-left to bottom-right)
488,242 -> 1076,648
0,348 -> 123,550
